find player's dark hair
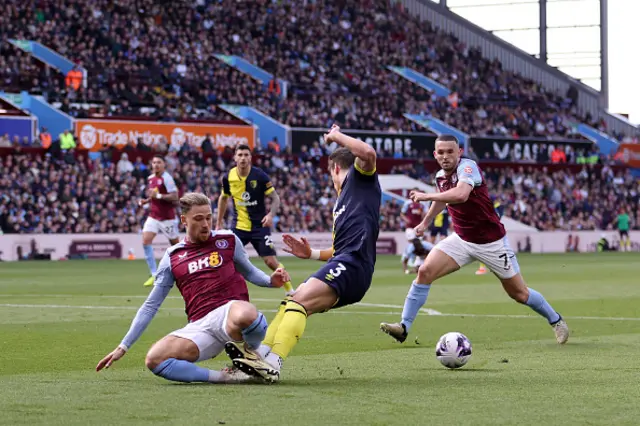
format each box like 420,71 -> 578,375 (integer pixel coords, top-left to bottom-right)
180,192 -> 211,214
153,154 -> 165,162
412,238 -> 428,257
235,144 -> 251,153
435,134 -> 459,145
328,147 -> 355,170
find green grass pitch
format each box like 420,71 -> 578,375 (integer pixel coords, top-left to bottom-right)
1,253 -> 639,425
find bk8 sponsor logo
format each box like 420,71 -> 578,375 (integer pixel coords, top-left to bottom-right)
188,252 -> 223,273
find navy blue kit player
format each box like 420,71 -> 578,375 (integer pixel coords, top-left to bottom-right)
228,124 -> 381,382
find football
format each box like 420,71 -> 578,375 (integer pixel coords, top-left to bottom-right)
435,332 -> 472,369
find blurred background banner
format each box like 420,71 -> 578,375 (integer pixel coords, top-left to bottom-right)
74,119 -> 255,151
0,116 -> 36,144
469,136 -> 594,162
291,128 -> 437,157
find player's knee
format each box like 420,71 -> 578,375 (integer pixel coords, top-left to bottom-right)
228,301 -> 259,330
145,351 -> 166,371
417,263 -> 435,283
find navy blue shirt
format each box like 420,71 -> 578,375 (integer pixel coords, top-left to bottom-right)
331,164 -> 381,267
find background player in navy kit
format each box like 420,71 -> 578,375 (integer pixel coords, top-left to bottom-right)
97,192 -> 290,384
380,135 -> 569,345
216,144 -> 293,293
230,124 -> 381,382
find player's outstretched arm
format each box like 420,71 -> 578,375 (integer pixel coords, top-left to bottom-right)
232,235 -> 290,287
324,124 -> 376,173
414,200 -> 447,236
154,174 -> 179,202
411,181 -> 473,205
282,234 -> 332,261
216,193 -> 229,229
262,191 -> 280,228
155,190 -> 178,202
96,253 -> 174,372
216,175 -> 231,229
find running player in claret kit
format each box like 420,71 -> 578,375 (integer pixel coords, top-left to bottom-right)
217,144 -> 294,294
401,190 -> 426,232
226,124 -> 381,382
97,193 -> 291,384
140,155 -> 180,287
380,135 -> 569,344
401,228 -> 434,275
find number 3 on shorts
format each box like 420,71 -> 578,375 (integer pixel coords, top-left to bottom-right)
264,235 -> 274,248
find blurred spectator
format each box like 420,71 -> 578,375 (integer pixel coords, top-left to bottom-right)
116,153 -> 134,174
2,0 -> 636,139
39,127 -> 52,149
59,130 -> 76,150
1,149 -> 637,235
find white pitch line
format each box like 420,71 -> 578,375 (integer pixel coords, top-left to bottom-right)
0,303 -> 390,316
0,295 -> 442,315
0,303 -> 640,321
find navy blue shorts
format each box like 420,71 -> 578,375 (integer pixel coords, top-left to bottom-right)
309,253 -> 373,309
430,226 -> 447,237
233,228 -> 276,257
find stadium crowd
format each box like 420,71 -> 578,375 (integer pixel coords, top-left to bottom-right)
1,146 -> 637,235
2,0 -> 636,141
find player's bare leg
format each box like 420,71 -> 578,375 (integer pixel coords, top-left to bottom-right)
223,301 -> 269,363
262,255 -> 294,294
381,249 -> 460,343
233,278 -> 335,382
499,273 -> 569,344
142,231 -> 157,287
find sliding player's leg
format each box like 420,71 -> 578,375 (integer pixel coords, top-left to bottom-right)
381,233 -> 472,343
254,297 -> 290,358
234,255 -> 370,381
146,301 -> 267,383
473,236 -> 569,344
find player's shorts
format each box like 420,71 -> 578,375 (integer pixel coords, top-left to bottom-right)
169,301 -> 235,362
233,227 -> 276,257
143,217 -> 180,240
619,230 -> 629,238
434,233 -> 520,279
430,227 -> 447,237
309,253 -> 373,309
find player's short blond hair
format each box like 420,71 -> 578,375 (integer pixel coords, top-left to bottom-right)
179,192 -> 211,214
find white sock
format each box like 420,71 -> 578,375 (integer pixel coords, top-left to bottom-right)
208,369 -> 226,383
257,344 -> 271,358
265,353 -> 283,371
